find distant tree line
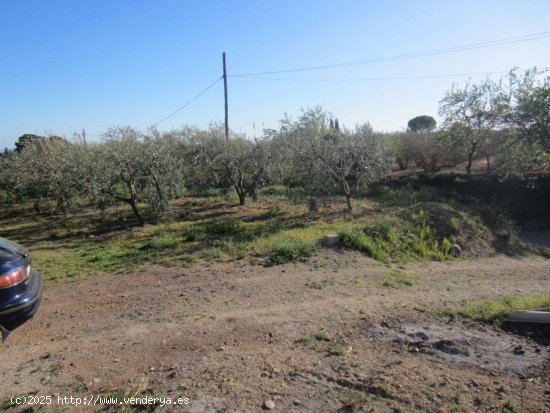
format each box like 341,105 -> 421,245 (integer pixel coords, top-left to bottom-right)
385,67 -> 549,175
0,67 -> 547,223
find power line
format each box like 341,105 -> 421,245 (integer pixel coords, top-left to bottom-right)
151,76 -> 223,127
235,70 -> 518,82
230,31 -> 550,77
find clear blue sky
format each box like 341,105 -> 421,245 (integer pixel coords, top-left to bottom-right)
1,0 -> 549,149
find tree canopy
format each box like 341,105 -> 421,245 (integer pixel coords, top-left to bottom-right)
407,115 -> 436,133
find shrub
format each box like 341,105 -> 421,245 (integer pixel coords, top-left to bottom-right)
263,235 -> 318,266
337,215 -> 453,263
140,234 -> 179,251
205,220 -> 245,236
327,345 -> 345,356
183,226 -> 206,241
201,247 -> 224,260
260,185 -> 287,198
337,225 -> 389,263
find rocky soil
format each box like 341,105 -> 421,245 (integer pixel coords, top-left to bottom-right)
1,252 -> 549,412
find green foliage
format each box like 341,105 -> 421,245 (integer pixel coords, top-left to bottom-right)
373,184 -> 453,207
409,131 -> 452,172
260,185 -> 287,198
140,234 -> 179,251
204,220 -> 245,236
337,215 -> 452,263
407,115 -> 437,132
201,247 -> 224,260
180,253 -> 198,266
439,290 -> 550,323
298,332 -> 330,348
381,270 -> 416,288
439,78 -> 503,174
327,345 -> 345,356
386,131 -> 413,170
337,224 -> 390,263
502,400 -> 518,413
439,68 -> 550,174
274,107 -> 393,210
263,235 -> 318,266
182,225 -> 206,241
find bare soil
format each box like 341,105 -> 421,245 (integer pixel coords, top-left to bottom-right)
1,252 -> 549,412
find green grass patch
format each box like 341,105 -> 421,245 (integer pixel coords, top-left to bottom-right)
140,233 -> 180,251
260,235 -> 318,266
297,332 -> 330,348
204,220 -> 245,237
336,214 -> 453,264
1,196 -> 467,285
327,345 -> 346,356
200,247 -> 224,261
381,269 -> 417,288
438,290 -> 550,323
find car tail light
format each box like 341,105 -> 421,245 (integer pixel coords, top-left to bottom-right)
0,266 -> 29,288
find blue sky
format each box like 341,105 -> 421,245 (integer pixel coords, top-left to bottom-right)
1,0 -> 549,149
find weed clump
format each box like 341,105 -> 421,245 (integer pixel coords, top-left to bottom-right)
337,215 -> 452,263
204,220 -> 245,236
140,234 -> 179,251
337,225 -> 390,262
406,202 -> 495,257
263,235 -> 318,266
439,290 -> 550,323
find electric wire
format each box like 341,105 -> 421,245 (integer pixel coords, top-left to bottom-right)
3,32 -> 550,137
150,76 -> 222,127
230,31 -> 550,77
235,70 -> 515,82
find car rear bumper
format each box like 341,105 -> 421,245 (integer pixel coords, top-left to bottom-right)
0,270 -> 42,330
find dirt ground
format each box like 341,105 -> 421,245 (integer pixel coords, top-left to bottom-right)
1,252 -> 549,412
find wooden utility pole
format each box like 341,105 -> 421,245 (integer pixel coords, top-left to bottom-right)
223,52 -> 229,141
82,128 -> 87,146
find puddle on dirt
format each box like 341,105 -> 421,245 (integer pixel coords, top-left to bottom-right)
366,319 -> 549,377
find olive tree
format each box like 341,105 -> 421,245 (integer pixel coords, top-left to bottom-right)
189,125 -> 273,205
386,132 -> 413,170
497,68 -> 550,172
0,137 -> 89,213
142,129 -> 186,212
90,127 -> 184,224
439,78 -> 503,174
278,108 -> 393,210
91,130 -> 146,224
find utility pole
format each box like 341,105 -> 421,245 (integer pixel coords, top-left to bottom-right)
82,128 -> 87,146
223,52 -> 229,141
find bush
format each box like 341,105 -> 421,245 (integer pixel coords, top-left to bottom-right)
140,234 -> 179,252
337,215 -> 453,263
337,225 -> 389,263
260,185 -> 287,198
183,226 -> 207,241
204,220 -> 245,236
406,202 -> 494,256
263,235 -> 318,266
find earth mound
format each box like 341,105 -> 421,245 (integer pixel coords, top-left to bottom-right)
404,202 -> 495,257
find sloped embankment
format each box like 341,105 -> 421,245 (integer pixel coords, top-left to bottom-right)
404,202 -> 496,257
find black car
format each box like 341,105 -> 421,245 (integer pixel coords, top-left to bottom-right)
0,237 -> 42,340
